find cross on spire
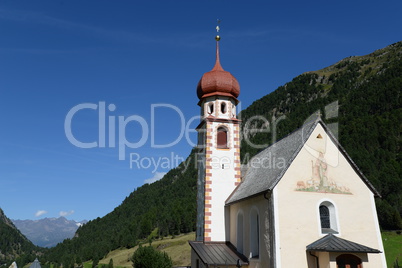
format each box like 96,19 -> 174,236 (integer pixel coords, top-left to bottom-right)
215,19 -> 221,41
316,110 -> 322,120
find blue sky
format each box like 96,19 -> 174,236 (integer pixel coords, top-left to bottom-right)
0,0 -> 400,221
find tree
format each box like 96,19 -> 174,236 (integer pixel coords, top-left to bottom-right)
92,256 -> 99,268
108,258 -> 114,268
131,246 -> 172,268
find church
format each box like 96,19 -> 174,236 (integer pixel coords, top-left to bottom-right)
189,33 -> 387,268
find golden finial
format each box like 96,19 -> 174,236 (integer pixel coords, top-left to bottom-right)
215,19 -> 221,41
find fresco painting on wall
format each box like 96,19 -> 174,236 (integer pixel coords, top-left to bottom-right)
295,152 -> 352,195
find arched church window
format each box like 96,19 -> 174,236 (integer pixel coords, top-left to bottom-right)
250,208 -> 259,258
319,201 -> 338,234
319,205 -> 330,228
217,127 -> 228,149
237,212 -> 244,254
221,102 -> 227,114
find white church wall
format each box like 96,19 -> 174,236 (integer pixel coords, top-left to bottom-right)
274,123 -> 386,268
229,195 -> 271,268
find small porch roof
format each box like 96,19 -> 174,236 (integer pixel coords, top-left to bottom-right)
306,233 -> 381,254
189,241 -> 249,266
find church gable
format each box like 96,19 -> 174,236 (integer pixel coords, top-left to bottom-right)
226,119 -> 379,206
279,122 -> 379,197
285,123 -> 361,196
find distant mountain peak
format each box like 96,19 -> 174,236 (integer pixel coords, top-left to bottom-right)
12,217 -> 87,248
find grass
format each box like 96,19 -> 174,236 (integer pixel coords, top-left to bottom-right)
83,263 -> 92,268
382,231 -> 402,268
98,232 -> 195,267
153,233 -> 195,266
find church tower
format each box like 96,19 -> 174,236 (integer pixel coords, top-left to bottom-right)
195,30 -> 241,242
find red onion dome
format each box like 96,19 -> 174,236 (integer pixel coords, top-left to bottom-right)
197,39 -> 240,100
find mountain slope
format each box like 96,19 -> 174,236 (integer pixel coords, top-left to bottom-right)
239,41 -> 402,229
0,208 -> 40,267
12,217 -> 87,248
44,41 -> 401,267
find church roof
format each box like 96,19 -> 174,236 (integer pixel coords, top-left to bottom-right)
189,241 -> 248,266
306,233 -> 381,253
226,118 -> 380,205
29,259 -> 41,268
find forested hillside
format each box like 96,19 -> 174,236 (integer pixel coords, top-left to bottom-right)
0,208 -> 40,268
239,41 -> 402,230
41,41 -> 401,267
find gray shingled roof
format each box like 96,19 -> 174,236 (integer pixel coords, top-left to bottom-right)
226,119 -> 317,204
306,233 -> 381,253
189,241 -> 248,265
29,259 -> 41,268
226,119 -> 380,205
